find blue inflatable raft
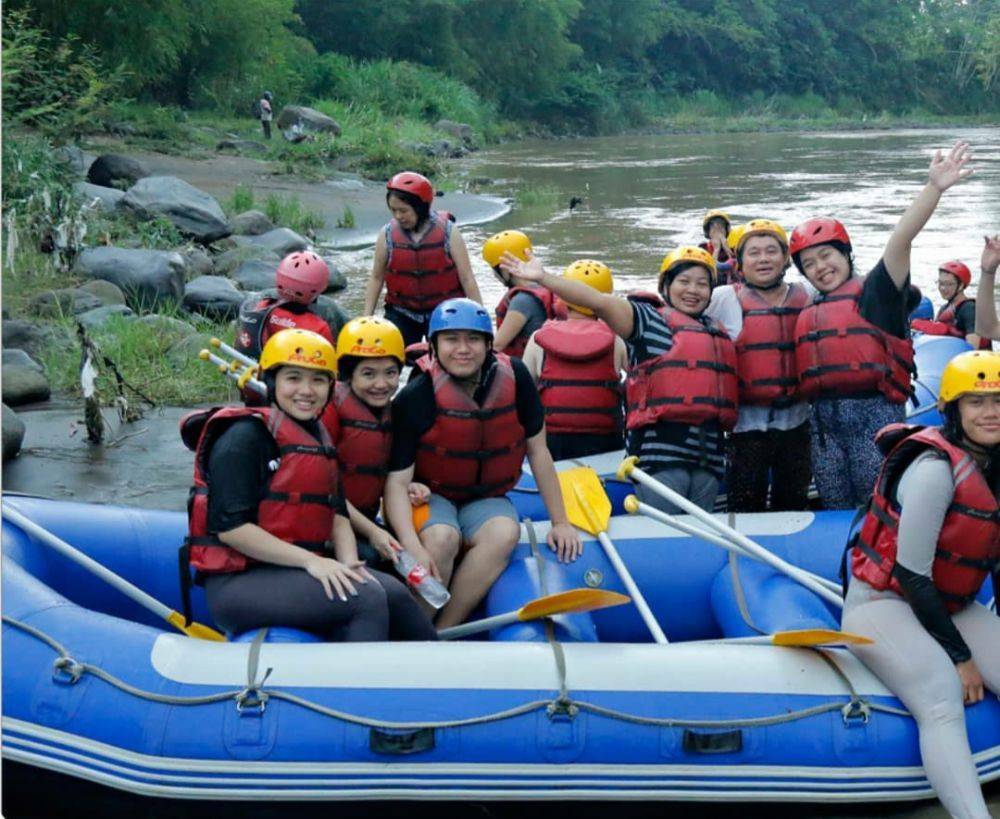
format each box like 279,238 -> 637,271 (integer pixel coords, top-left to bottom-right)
3,493 -> 997,804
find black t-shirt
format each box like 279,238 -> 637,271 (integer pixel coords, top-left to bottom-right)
856,259 -> 910,339
205,415 -> 346,534
389,354 -> 544,471
951,300 -> 977,336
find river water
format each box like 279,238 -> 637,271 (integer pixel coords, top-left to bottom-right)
5,128 -> 999,817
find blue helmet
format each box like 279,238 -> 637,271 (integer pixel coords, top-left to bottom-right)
909,294 -> 933,322
428,298 -> 493,340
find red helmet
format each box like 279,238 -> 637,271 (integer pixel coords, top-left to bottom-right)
275,252 -> 329,304
938,259 -> 971,287
789,218 -> 852,257
387,171 -> 434,204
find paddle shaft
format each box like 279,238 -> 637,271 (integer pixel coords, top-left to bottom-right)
3,506 -> 175,620
211,337 -> 258,369
438,610 -> 520,639
200,350 -> 266,395
626,467 -> 843,609
631,498 -> 842,597
595,530 -> 669,643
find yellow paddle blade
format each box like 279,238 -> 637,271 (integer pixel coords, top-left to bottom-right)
558,466 -> 611,536
518,588 -> 631,621
167,611 -> 227,641
771,629 -> 873,647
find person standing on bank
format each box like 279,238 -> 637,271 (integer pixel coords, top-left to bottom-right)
843,350 -> 1000,819
706,219 -> 813,512
974,234 -> 1000,341
258,91 -> 273,140
791,141 -> 974,509
521,259 -> 627,461
502,245 -> 736,514
182,328 -> 436,642
483,230 -> 566,358
384,298 -> 582,629
911,258 -> 992,349
365,172 -> 482,348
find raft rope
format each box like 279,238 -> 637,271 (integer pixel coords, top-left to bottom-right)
3,610 -> 913,731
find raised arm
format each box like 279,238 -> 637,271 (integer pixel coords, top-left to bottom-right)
883,141 -> 973,289
500,251 -> 635,338
975,235 -> 1000,340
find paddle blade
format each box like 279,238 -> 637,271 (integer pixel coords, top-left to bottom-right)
771,629 -> 873,647
166,611 -> 227,641
558,467 -> 611,535
518,588 -> 630,621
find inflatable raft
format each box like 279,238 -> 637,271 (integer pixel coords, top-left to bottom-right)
3,494 -> 997,804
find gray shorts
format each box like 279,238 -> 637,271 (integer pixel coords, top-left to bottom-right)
419,493 -> 518,542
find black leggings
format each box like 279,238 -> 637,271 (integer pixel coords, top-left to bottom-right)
204,565 -> 438,641
384,305 -> 431,349
726,422 -> 812,512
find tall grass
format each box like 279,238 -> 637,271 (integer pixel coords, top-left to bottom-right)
263,193 -> 325,234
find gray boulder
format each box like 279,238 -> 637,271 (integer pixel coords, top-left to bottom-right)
230,210 -> 274,236
312,295 -> 349,337
435,119 -> 474,144
79,279 -> 127,306
77,304 -> 136,330
167,334 -> 211,367
121,176 -> 231,243
2,321 -> 59,358
87,154 -> 150,189
322,260 -> 347,292
2,404 -> 25,461
55,144 -> 87,175
276,105 -> 341,137
183,275 -> 244,319
216,139 -> 266,155
229,259 -> 276,291
137,314 -> 197,337
2,364 -> 51,406
234,227 -> 308,257
2,349 -> 45,374
213,245 -> 281,277
74,246 -> 186,311
181,246 -> 215,276
74,181 -> 125,210
29,287 -> 103,318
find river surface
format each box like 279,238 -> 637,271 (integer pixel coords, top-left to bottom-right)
5,128 -> 999,818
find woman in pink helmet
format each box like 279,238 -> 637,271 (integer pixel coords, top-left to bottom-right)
365,171 -> 482,347
790,141 -> 974,509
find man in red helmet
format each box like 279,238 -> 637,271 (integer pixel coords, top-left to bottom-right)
910,258 -> 992,349
365,171 -> 483,347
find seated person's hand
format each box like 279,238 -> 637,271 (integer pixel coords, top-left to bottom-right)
408,482 -> 431,506
548,521 -> 584,564
369,528 -> 402,564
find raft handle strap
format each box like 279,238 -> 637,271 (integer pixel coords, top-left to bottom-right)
236,627 -> 273,714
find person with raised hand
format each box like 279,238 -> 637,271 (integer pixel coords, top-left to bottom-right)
791,140 -> 974,509
974,234 -> 1000,341
911,257 -> 992,349
501,245 -> 736,514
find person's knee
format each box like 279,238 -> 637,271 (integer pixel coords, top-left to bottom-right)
470,516 -> 519,557
421,523 -> 461,559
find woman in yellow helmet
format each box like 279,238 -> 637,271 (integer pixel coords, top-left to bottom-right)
699,210 -> 737,284
502,245 -> 737,513
843,350 -> 1000,818
182,328 -> 436,642
521,260 -> 628,461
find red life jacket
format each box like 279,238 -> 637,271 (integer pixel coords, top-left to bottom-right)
698,242 -> 737,285
384,212 -> 464,313
734,282 -> 810,406
625,307 -> 739,431
334,382 -> 392,519
912,297 -> 992,350
794,277 -> 914,403
495,286 -> 566,358
414,355 -> 526,502
183,406 -> 340,575
234,297 -> 334,360
852,424 -> 1000,612
534,319 -> 623,435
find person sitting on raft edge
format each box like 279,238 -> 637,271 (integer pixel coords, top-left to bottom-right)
501,244 -> 736,515
383,298 -> 583,629
484,229 -> 567,358
180,328 -> 437,642
790,140 -> 974,510
521,258 -> 627,462
365,171 -> 482,348
911,257 -> 993,349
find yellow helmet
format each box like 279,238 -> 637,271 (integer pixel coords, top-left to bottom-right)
336,316 -> 405,365
658,245 -> 717,292
563,259 -> 613,316
702,209 -> 731,238
726,223 -> 746,252
482,230 -> 532,268
259,328 -> 337,377
736,218 -> 788,254
938,350 -> 1000,405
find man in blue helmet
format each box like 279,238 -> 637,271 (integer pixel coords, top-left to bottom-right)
384,298 -> 582,628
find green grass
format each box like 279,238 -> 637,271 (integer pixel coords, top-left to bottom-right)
227,183 -> 255,214
263,192 -> 325,234
336,204 -> 355,229
515,184 -> 561,209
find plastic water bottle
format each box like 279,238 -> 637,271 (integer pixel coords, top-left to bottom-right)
394,547 -> 450,609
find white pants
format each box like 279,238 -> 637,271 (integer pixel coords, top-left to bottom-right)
843,597 -> 1000,819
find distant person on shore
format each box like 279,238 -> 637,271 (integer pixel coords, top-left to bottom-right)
365,172 -> 483,348
258,91 -> 273,140
974,234 -> 1000,341
910,257 -> 992,349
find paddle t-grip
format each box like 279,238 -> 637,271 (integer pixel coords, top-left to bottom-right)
616,456 -> 639,481
624,495 -> 640,514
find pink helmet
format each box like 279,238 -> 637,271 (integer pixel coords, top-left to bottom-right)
387,171 -> 434,204
939,259 -> 971,287
275,252 -> 329,304
789,217 -> 852,257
